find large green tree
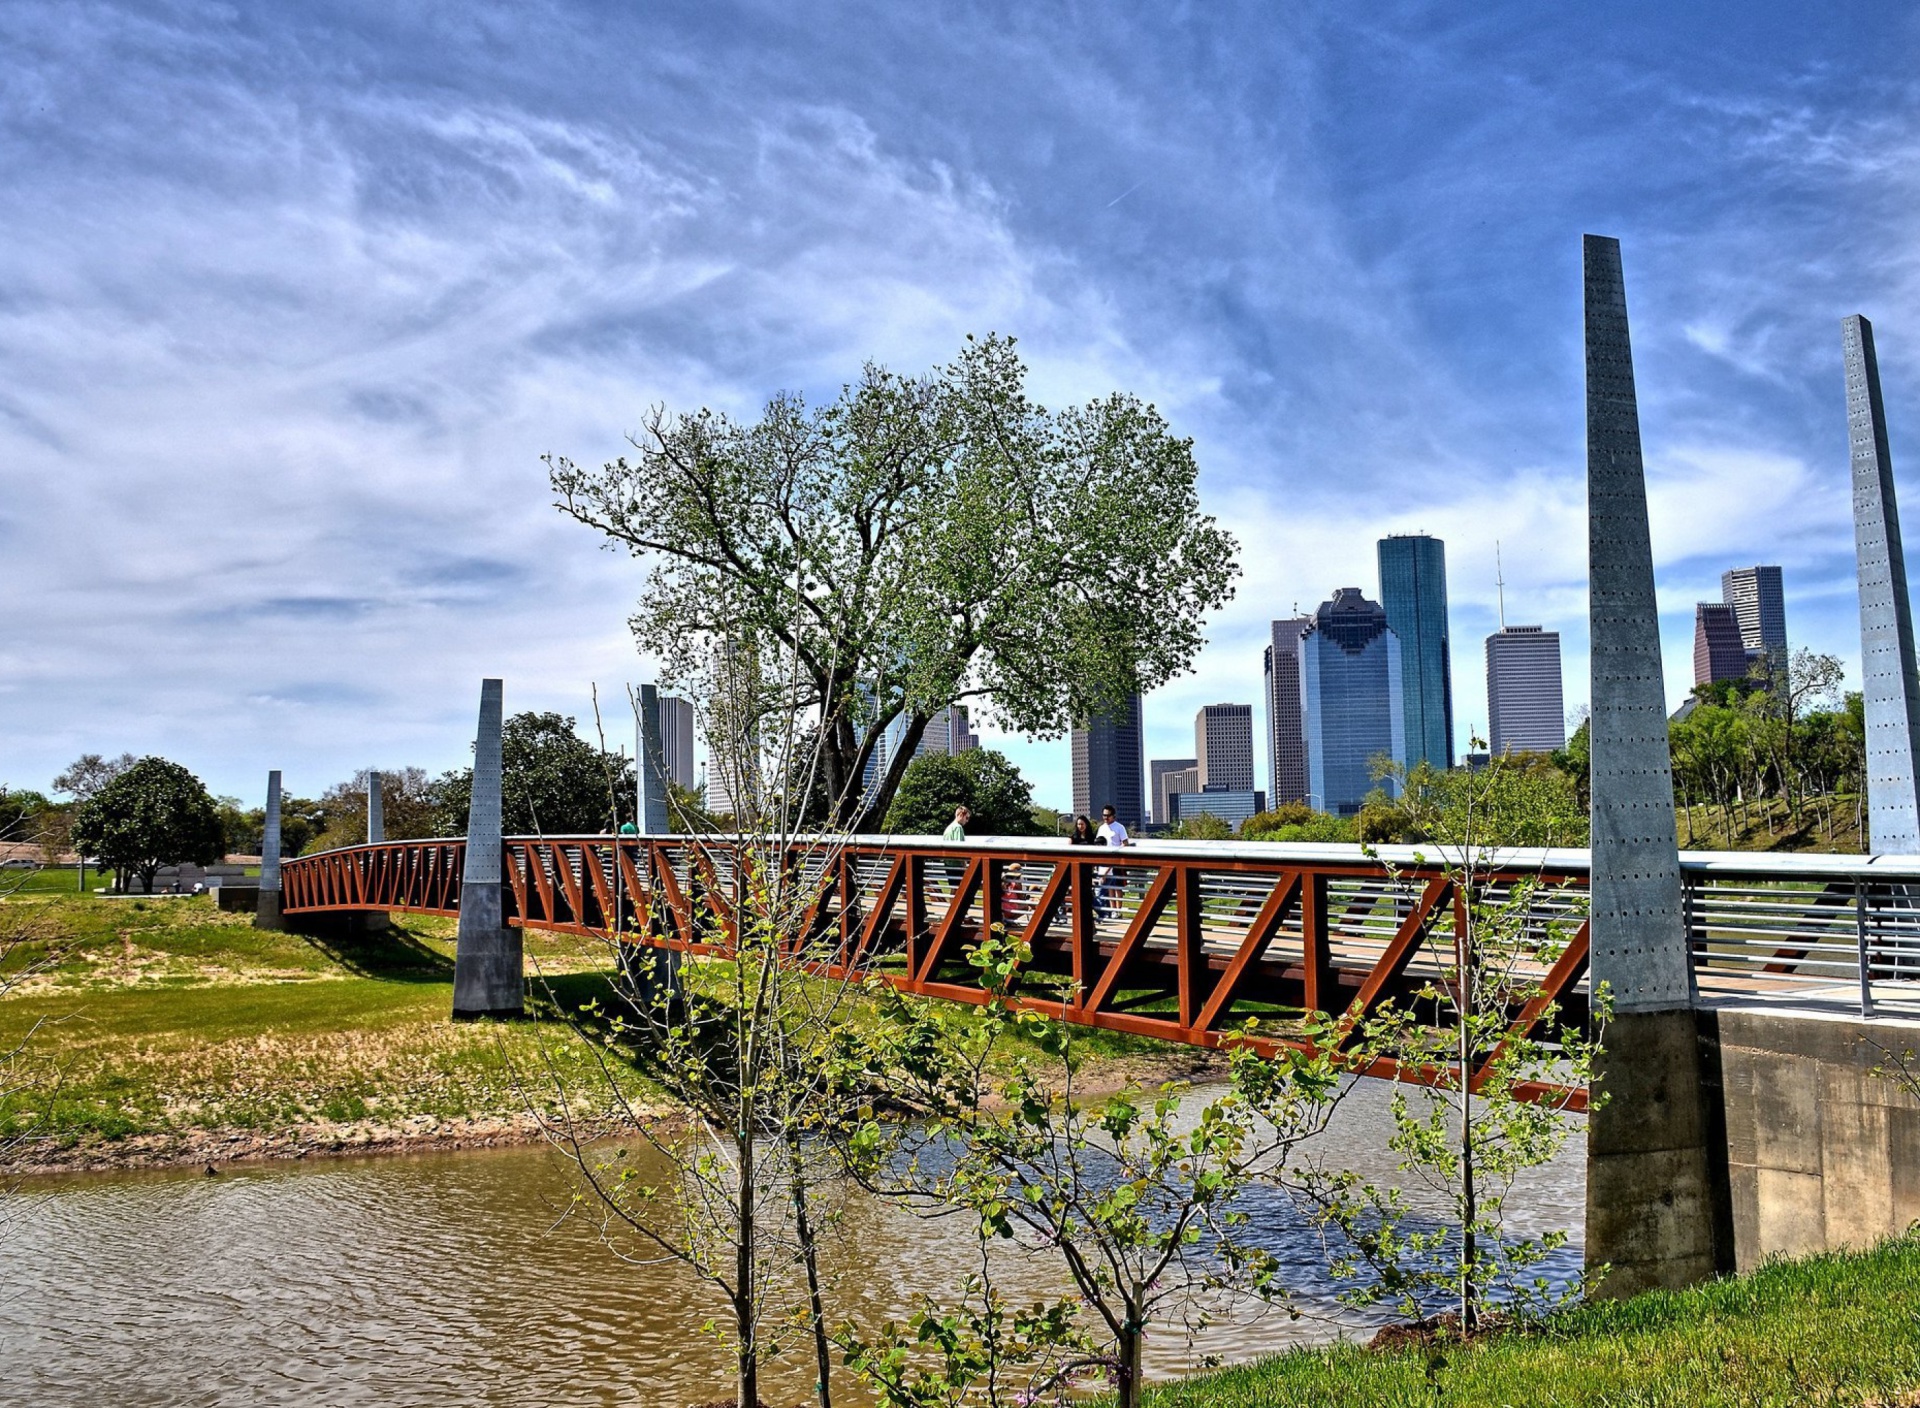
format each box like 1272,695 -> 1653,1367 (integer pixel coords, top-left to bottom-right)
547,334 -> 1239,831
882,749 -> 1040,836
432,711 -> 636,837
68,757 -> 225,892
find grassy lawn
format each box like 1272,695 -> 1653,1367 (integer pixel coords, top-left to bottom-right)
0,891 -> 1208,1162
1140,1236 -> 1920,1408
0,891 -> 655,1154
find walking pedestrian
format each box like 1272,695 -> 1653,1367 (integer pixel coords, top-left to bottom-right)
943,805 -> 970,842
1095,804 -> 1129,920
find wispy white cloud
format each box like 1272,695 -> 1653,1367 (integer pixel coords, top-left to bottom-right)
6,1 -> 1920,814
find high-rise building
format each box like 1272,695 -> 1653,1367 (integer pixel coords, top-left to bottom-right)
1264,617 -> 1311,805
1071,691 -> 1145,831
658,695 -> 696,788
1377,534 -> 1454,771
1299,588 -> 1405,816
1485,627 -> 1566,755
949,704 -> 979,754
1720,565 -> 1787,677
1693,602 -> 1749,687
1195,703 -> 1256,793
1149,758 -> 1198,827
877,702 -> 977,775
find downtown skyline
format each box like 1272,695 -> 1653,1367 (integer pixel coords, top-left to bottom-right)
3,3 -> 1918,812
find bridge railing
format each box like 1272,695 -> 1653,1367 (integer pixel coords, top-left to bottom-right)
281,836 -> 1920,1099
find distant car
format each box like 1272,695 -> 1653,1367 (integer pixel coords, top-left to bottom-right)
0,858 -> 36,869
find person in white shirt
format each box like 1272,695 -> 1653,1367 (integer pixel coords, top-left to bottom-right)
1095,805 -> 1129,920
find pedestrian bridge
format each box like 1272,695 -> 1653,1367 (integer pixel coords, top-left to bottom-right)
279,834 -> 1920,1107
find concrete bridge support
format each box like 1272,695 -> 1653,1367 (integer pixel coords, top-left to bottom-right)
367,770 -> 384,845
254,769 -> 284,931
453,678 -> 523,1019
1844,315 -> 1920,855
1582,234 -> 1728,1296
639,683 -> 670,835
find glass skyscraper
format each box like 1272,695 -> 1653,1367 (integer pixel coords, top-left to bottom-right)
1720,565 -> 1787,678
1300,589 -> 1406,816
1071,691 -> 1145,830
1376,534 -> 1454,771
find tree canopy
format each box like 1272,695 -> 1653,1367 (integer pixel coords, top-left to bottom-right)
68,756 -> 225,891
433,711 -> 635,837
882,749 -> 1040,836
548,334 -> 1239,831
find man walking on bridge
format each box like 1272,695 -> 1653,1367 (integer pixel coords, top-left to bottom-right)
943,805 -> 970,842
1095,804 -> 1129,920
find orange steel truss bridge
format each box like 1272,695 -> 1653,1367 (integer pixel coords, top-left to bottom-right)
281,835 -> 1920,1110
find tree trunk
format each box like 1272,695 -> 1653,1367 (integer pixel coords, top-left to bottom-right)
787,1131 -> 833,1408
736,1127 -> 757,1408
1114,1323 -> 1144,1408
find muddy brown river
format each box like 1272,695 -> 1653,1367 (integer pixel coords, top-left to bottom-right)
0,1081 -> 1585,1406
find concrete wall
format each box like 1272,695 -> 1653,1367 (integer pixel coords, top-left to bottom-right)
1713,1005 -> 1920,1271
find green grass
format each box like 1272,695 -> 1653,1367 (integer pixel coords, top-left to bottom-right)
1675,794 -> 1866,855
0,892 -> 654,1151
1,865 -> 107,896
1139,1236 -> 1920,1408
0,891 -> 1205,1159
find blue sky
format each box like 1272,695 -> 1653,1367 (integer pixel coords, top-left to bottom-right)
5,1 -> 1920,810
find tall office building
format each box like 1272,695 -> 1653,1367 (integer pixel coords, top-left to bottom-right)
658,695 -> 697,788
1149,758 -> 1198,826
877,702 -> 977,776
1377,534 -> 1454,770
1693,602 -> 1749,686
1071,691 -> 1145,830
1721,565 -> 1787,677
949,704 -> 979,754
1300,588 -> 1405,816
1264,617 -> 1312,805
1485,626 -> 1566,755
1195,703 -> 1256,793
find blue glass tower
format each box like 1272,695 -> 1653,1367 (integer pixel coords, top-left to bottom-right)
1377,534 -> 1454,771
1299,589 -> 1406,815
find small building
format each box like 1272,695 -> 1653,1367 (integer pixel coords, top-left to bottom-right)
1170,788 -> 1267,830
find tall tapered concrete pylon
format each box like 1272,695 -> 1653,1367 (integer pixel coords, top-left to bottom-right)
1581,234 -> 1723,1295
639,684 -> 670,835
453,679 -> 522,1018
367,771 -> 384,844
255,770 -> 284,931
1844,315 -> 1920,855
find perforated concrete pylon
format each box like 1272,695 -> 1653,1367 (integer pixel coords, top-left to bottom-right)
1581,235 -> 1725,1296
1844,315 -> 1920,856
255,770 -> 284,930
367,770 -> 384,845
452,679 -> 523,1018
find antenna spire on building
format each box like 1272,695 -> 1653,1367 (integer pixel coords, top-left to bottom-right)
1495,541 -> 1507,631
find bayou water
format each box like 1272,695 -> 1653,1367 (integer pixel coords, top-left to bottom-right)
0,1080 -> 1585,1406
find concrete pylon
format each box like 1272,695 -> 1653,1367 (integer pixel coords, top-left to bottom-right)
453,679 -> 523,1018
1844,315 -> 1920,855
639,684 -> 671,835
1581,234 -> 1724,1295
367,770 -> 384,844
255,769 -> 284,930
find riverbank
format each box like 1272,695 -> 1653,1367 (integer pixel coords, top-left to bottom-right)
0,892 -> 1221,1175
1140,1234 -> 1920,1408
